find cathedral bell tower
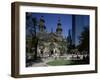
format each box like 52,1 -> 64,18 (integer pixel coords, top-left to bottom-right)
56,17 -> 62,35
39,16 -> 46,32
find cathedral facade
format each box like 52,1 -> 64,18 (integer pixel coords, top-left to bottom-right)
36,16 -> 68,58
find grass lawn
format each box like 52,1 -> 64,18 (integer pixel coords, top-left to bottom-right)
47,59 -> 89,66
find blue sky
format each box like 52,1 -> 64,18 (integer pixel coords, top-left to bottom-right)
30,12 -> 72,37
26,12 -> 89,44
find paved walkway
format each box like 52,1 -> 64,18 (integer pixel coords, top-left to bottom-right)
31,57 -> 55,67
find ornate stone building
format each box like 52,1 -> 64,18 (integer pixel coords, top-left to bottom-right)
36,16 -> 68,58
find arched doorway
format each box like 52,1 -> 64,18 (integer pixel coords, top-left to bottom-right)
49,42 -> 55,56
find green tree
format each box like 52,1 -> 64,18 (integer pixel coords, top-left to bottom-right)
26,13 -> 38,60
32,17 -> 38,60
26,13 -> 33,53
67,30 -> 73,53
78,27 -> 89,52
